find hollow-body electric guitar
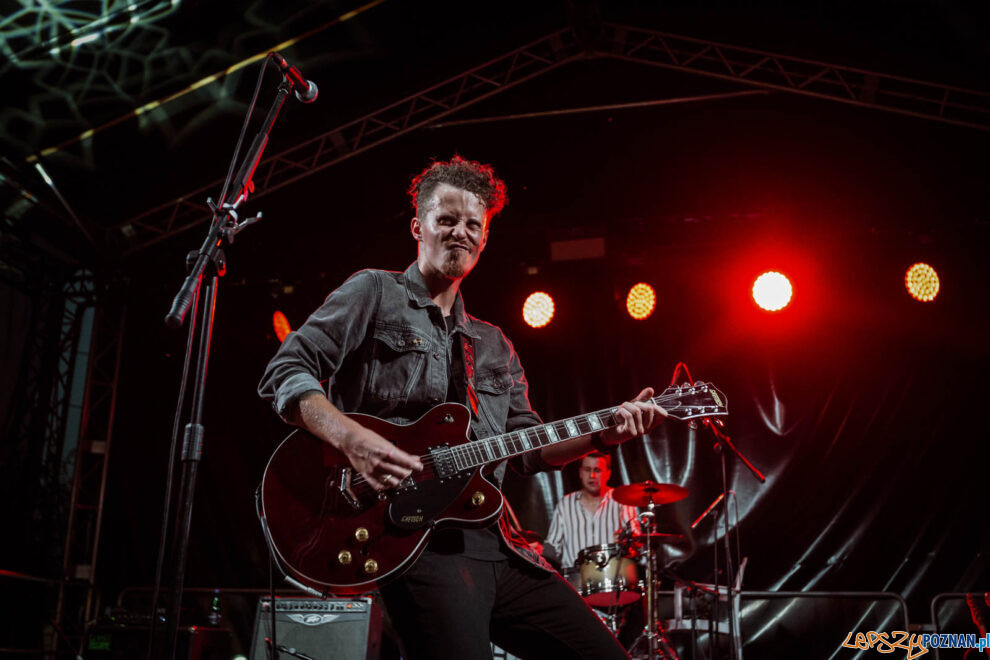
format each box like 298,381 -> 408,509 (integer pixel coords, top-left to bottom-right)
260,382 -> 727,596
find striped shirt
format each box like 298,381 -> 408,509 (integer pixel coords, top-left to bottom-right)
545,488 -> 640,568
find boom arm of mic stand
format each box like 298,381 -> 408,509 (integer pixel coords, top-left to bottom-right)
229,79 -> 292,211
690,492 -> 725,529
703,418 -> 766,483
164,79 -> 291,328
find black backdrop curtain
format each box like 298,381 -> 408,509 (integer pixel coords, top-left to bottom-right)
97,239 -> 989,628
88,93 -> 990,654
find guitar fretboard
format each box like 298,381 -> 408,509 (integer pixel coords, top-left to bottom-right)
446,389 -> 709,472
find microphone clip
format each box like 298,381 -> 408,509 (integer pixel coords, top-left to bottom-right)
207,196 -> 263,246
269,51 -> 319,104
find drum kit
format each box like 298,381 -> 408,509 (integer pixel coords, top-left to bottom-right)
566,480 -> 691,660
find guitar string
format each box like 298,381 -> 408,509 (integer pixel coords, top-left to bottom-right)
348,390 -> 719,491
345,389 -> 719,494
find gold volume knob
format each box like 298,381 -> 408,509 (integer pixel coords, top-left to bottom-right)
470,491 -> 485,507
337,550 -> 352,565
363,559 -> 379,574
355,527 -> 370,542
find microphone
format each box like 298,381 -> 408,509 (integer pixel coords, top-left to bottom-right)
270,51 -> 319,103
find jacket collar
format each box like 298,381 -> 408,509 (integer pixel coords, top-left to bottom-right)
402,262 -> 480,338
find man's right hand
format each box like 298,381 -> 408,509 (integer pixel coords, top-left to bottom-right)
340,423 -> 424,491
295,391 -> 423,491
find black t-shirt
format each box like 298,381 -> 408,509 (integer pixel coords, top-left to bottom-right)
424,316 -> 507,560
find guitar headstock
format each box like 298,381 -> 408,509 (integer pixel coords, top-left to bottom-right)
655,382 -> 728,421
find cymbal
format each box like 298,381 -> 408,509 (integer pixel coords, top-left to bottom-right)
612,481 -> 688,507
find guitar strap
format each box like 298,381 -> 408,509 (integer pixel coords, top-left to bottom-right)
461,334 -> 480,418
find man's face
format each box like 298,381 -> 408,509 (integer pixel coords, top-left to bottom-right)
412,183 -> 489,282
579,456 -> 610,497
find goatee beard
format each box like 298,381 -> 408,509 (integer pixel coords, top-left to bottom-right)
441,253 -> 467,278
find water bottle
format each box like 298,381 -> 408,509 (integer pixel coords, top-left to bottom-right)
208,588 -> 221,625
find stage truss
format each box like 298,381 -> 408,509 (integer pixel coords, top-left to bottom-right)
109,23 -> 990,254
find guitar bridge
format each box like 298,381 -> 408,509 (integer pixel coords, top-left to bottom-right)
339,467 -> 361,509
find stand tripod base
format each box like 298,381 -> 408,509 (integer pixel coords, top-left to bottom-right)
628,623 -> 680,660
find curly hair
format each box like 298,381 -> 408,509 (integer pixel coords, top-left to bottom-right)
407,155 -> 508,218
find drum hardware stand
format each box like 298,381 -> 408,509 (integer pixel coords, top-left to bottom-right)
596,547 -> 631,637
594,548 -> 622,635
598,607 -> 624,637
628,500 -> 680,660
659,568 -> 720,659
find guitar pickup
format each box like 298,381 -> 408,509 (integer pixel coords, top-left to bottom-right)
429,445 -> 456,479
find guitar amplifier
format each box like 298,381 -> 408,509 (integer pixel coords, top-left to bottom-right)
249,596 -> 381,660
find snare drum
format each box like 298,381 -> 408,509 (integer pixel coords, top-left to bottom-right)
575,543 -> 641,607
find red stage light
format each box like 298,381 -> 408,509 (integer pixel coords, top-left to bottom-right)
522,292 -> 555,328
273,311 -> 292,342
626,283 -> 656,320
905,263 -> 939,302
752,271 -> 792,311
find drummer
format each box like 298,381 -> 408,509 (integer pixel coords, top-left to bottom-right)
544,452 -> 640,571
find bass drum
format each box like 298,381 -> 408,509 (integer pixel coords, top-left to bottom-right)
574,543 -> 641,608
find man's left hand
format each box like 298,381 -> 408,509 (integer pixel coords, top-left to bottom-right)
600,387 -> 667,445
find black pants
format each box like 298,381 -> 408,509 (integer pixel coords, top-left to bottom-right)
379,551 -> 630,660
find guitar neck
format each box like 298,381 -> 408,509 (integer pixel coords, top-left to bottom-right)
447,385 -> 723,472
449,404 -> 629,472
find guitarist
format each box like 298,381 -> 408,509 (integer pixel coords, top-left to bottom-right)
258,155 -> 667,659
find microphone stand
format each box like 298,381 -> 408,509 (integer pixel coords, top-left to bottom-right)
159,75 -> 294,659
700,417 -> 764,660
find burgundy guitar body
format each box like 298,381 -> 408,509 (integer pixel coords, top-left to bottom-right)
260,382 -> 727,596
261,403 -> 502,596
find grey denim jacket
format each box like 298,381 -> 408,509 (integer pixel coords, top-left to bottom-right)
258,262 -> 554,485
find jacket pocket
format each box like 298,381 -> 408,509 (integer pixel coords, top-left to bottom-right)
367,324 -> 431,402
474,366 -> 514,432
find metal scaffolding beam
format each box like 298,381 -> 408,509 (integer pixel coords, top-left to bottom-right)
39,271 -> 98,654
0,266 -> 126,655
56,295 -> 126,644
113,27 -> 582,254
1,276 -> 69,571
597,23 -> 990,133
111,23 -> 990,255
